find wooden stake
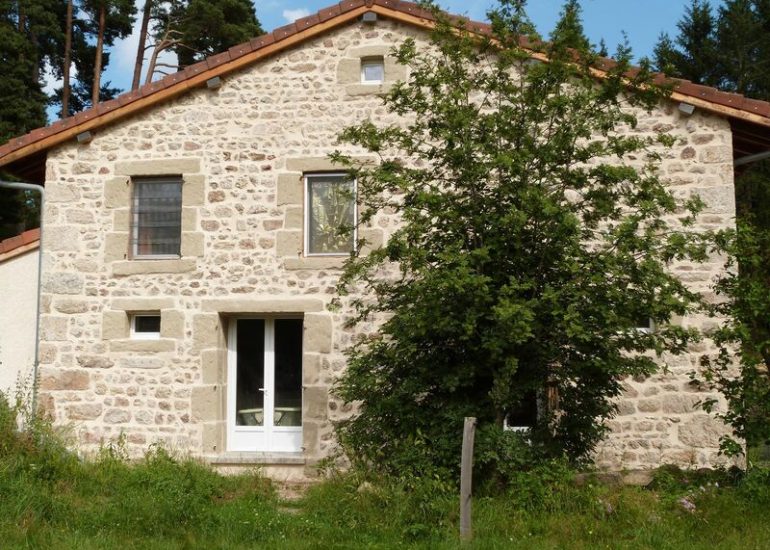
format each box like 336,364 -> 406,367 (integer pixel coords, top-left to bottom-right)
460,416 -> 477,542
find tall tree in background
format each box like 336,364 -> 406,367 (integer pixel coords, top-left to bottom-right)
156,0 -> 262,70
81,0 -> 135,104
132,0 -> 153,90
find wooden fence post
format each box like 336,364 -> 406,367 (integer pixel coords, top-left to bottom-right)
460,416 -> 477,542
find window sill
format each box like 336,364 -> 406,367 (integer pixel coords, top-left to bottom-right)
284,256 -> 347,270
112,258 -> 196,276
203,452 -> 306,466
345,82 -> 394,97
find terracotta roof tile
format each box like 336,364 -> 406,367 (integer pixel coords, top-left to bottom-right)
0,228 -> 39,258
0,0 -> 768,169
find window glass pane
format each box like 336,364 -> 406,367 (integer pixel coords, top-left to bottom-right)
236,319 -> 265,427
307,175 -> 355,254
274,319 -> 303,427
132,178 -> 182,256
134,315 -> 160,333
362,59 -> 384,82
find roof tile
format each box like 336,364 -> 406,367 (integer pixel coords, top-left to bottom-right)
250,33 -> 276,49
295,13 -> 321,30
228,42 -> 255,60
183,60 -> 209,78
318,4 -> 342,22
272,23 -> 298,41
206,51 -> 232,70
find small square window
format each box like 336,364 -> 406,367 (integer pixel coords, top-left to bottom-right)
361,57 -> 384,84
131,177 -> 183,258
635,317 -> 654,333
305,173 -> 356,255
131,314 -> 161,339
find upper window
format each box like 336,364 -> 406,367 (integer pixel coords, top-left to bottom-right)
131,177 -> 183,258
360,57 -> 384,84
130,313 -> 161,340
305,173 -> 356,256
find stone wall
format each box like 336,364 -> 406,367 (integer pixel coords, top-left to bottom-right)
38,17 -> 736,473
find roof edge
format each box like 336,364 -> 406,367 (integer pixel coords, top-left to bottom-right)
0,228 -> 40,263
0,0 -> 769,171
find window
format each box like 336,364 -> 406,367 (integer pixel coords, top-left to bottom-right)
305,173 -> 356,255
635,317 -> 654,333
131,177 -> 183,258
130,314 -> 161,339
360,57 -> 384,84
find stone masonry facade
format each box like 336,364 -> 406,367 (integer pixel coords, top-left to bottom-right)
37,17 -> 737,475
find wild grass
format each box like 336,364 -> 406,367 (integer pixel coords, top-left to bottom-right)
1,394 -> 768,549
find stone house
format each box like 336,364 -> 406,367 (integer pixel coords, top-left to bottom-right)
1,0 -> 769,479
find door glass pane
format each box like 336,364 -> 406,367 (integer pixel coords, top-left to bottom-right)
236,319 -> 265,426
274,319 -> 303,427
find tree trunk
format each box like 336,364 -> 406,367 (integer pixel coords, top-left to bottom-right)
92,4 -> 106,106
61,0 -> 73,117
132,0 -> 152,90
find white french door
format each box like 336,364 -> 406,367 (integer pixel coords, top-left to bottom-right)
227,318 -> 303,453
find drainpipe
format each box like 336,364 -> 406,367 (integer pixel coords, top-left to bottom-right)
0,181 -> 45,414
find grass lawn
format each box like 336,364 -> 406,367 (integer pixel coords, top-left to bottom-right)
2,400 -> 769,549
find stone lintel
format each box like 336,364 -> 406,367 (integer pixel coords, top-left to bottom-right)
115,158 -> 201,176
112,259 -> 196,276
201,298 -> 325,313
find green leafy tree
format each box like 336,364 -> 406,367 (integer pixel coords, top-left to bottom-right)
331,0 -> 712,479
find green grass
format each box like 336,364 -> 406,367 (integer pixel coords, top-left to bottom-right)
1,399 -> 769,549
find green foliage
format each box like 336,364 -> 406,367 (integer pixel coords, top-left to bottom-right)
332,0 -> 712,480
158,0 -> 263,68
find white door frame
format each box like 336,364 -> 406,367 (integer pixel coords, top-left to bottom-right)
226,317 -> 303,453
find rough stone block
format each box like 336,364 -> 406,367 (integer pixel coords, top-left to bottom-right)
112,259 -> 196,276
277,173 -> 303,205
118,356 -> 164,369
182,207 -> 197,231
285,156 -> 375,173
103,409 -> 131,424
181,232 -> 205,257
182,175 -> 205,206
161,309 -> 185,339
46,226 -> 80,251
284,257 -> 345,270
678,415 -> 726,448
115,158 -> 201,176
39,368 -> 90,391
47,183 -> 81,204
113,209 -> 130,231
76,355 -> 115,369
53,299 -> 89,314
284,206 -> 303,229
304,386 -> 328,420
202,422 -> 224,453
193,314 -> 222,350
304,314 -> 332,353
109,339 -> 175,352
40,316 -> 68,341
276,231 -> 302,257
201,349 -> 225,384
191,385 -> 222,422
102,310 -> 129,340
359,228 -> 384,253
302,353 -> 321,385
68,403 -> 103,420
104,176 -> 130,208
104,232 -> 129,262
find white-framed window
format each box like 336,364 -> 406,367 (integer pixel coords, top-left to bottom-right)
130,313 -> 161,340
131,176 -> 183,259
635,317 -> 654,333
360,57 -> 384,84
304,173 -> 357,256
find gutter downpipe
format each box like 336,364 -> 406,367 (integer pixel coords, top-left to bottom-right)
0,181 -> 44,415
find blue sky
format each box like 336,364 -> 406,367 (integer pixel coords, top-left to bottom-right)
49,1 -> 725,121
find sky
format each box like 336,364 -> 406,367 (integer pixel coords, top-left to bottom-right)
48,0 -> 725,121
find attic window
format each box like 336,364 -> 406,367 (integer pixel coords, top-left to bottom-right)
361,57 -> 384,84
